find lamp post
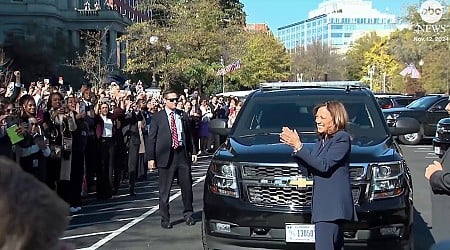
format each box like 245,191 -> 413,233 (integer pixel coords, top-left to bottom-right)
163,43 -> 171,90
368,65 -> 375,91
149,35 -> 158,88
220,56 -> 225,93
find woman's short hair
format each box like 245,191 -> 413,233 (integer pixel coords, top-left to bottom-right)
313,101 -> 348,132
46,92 -> 64,111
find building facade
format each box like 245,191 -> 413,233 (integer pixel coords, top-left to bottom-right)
246,23 -> 270,33
0,0 -> 152,72
277,0 -> 398,53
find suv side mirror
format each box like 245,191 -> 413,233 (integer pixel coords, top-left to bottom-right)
389,117 -> 420,136
208,119 -> 231,136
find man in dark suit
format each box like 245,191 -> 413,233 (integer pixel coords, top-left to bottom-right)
122,97 -> 143,196
425,100 -> 450,242
425,151 -> 450,242
148,89 -> 198,229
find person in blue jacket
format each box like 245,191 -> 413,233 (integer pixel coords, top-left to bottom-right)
280,100 -> 355,250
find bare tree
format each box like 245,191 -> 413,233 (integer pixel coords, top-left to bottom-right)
0,48 -> 14,89
291,41 -> 345,82
73,27 -> 115,89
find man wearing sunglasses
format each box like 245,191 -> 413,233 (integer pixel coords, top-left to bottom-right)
148,89 -> 198,229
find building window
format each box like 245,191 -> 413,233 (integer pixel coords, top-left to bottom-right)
331,33 -> 342,38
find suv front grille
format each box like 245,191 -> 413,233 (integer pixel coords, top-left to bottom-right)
240,163 -> 367,208
243,164 -> 303,178
247,186 -> 313,207
242,163 -> 311,209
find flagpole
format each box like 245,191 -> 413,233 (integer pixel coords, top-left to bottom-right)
220,56 -> 225,93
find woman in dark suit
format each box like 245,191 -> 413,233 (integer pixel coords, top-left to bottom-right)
280,101 -> 355,250
94,102 -> 118,200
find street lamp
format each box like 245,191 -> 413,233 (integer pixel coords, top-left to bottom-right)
163,43 -> 171,89
149,36 -> 159,87
368,65 -> 375,90
220,56 -> 225,93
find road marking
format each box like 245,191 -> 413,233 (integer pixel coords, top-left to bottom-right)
76,176 -> 206,250
80,197 -> 159,209
62,231 -> 115,240
71,206 -> 154,218
69,218 -> 135,229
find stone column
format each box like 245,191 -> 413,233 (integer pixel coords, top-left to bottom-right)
71,30 -> 80,48
109,29 -> 117,68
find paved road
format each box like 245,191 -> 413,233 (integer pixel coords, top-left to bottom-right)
62,143 -> 442,250
62,154 -> 210,250
403,143 -> 438,250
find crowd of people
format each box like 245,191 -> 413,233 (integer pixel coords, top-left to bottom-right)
0,70 -> 243,213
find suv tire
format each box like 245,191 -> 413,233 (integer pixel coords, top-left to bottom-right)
399,132 -> 422,145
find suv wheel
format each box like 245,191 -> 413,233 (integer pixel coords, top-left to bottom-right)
399,132 -> 422,145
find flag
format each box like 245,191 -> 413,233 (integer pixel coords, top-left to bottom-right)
216,60 -> 241,76
400,63 -> 421,79
216,68 -> 226,76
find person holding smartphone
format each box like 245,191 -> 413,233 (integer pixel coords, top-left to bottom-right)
43,92 -> 77,201
0,100 -> 14,159
78,85 -> 97,193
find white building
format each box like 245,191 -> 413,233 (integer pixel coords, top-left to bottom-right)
277,0 -> 399,53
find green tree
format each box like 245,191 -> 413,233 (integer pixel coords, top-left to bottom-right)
363,38 -> 402,92
235,31 -> 290,88
219,0 -> 246,26
344,32 -> 382,81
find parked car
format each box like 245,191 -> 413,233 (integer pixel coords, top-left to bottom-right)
433,117 -> 450,157
375,95 -> 417,109
203,81 -> 419,250
383,95 -> 449,145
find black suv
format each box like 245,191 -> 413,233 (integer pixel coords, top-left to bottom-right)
202,82 -> 419,250
375,95 -> 417,109
383,95 -> 449,145
433,116 -> 450,158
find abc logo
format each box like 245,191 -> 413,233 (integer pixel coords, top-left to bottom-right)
419,0 -> 445,24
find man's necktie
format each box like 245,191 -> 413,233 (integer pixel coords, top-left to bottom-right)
170,112 -> 179,149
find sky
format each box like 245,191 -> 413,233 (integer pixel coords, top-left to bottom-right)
240,0 -> 426,32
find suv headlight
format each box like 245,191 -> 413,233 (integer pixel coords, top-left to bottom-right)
370,161 -> 405,199
436,124 -> 444,136
209,161 -> 239,198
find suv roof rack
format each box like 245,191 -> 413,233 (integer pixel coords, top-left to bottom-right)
259,81 -> 367,90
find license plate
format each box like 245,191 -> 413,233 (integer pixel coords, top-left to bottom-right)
285,223 -> 315,243
434,146 -> 442,155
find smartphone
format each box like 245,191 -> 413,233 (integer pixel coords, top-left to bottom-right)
6,124 -> 24,144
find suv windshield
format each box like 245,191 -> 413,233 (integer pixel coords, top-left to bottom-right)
407,96 -> 438,109
233,94 -> 388,146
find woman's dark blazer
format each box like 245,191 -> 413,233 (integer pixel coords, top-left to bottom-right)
94,113 -> 117,140
294,130 -> 355,223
